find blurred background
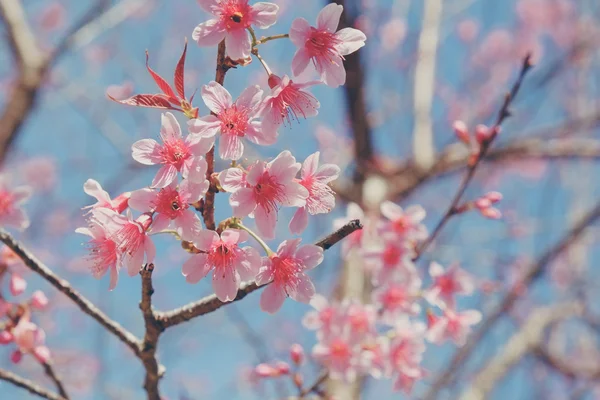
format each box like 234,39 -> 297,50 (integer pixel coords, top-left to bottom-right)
1,0 -> 600,399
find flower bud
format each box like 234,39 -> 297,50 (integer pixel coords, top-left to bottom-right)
485,191 -> 503,203
475,124 -> 491,144
0,330 -> 14,345
254,363 -> 276,378
112,192 -> 131,214
10,350 -> 22,364
9,273 -> 26,297
452,120 -> 470,144
480,207 -> 502,219
31,291 -> 49,310
474,198 -> 491,210
274,361 -> 290,375
289,343 -> 305,365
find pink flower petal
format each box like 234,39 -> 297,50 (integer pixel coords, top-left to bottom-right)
335,27 -> 367,55
267,150 -> 300,182
260,284 -> 286,314
225,28 -> 251,60
160,112 -> 182,141
254,206 -> 277,240
182,254 -> 210,283
289,207 -> 309,235
219,133 -> 244,160
245,121 -> 278,145
288,274 -> 315,303
151,164 -> 178,188
235,85 -> 263,113
202,81 -> 233,114
230,188 -> 257,217
295,244 -> 324,269
174,210 -> 201,241
250,2 -> 279,29
320,56 -> 346,88
289,18 -> 311,47
317,3 -> 343,32
187,115 -> 221,138
218,168 -> 246,192
9,274 -> 26,296
193,19 -> 227,47
291,47 -> 312,77
193,229 -> 219,251
213,266 -> 239,302
132,139 -> 162,165
128,189 -> 157,212
83,179 -> 111,204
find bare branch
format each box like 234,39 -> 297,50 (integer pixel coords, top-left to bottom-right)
41,362 -> 69,400
0,367 -> 66,400
0,230 -> 141,357
422,200 -> 600,400
156,220 -> 363,329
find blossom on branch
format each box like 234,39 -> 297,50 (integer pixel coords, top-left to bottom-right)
424,262 -> 475,308
83,179 -> 130,214
0,179 -> 31,231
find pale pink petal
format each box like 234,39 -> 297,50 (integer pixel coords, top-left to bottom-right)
281,182 -> 309,207
33,346 -> 51,364
461,310 -> 483,325
160,112 -> 182,142
260,284 -> 287,313
83,179 -> 111,204
288,274 -> 315,303
320,56 -> 346,88
11,187 -> 32,204
126,248 -> 144,276
380,201 -> 403,221
317,3 -> 343,32
108,265 -> 119,291
220,229 -> 241,245
406,205 -> 426,222
184,156 -> 209,185
289,207 -> 309,235
202,81 -> 233,114
150,214 -> 171,233
429,262 -> 444,277
235,85 -> 263,112
182,254 -> 210,283
335,28 -> 367,55
144,238 -> 156,264
219,133 -> 244,160
174,210 -> 201,241
225,28 -> 251,60
193,229 -> 219,251
289,17 -> 311,47
230,188 -> 257,217
246,161 -> 266,185
197,0 -> 220,13
2,209 -> 29,230
254,206 -> 277,239
268,150 -> 300,182
151,165 -> 178,188
296,244 -> 324,269
314,164 -> 341,182
213,267 -> 239,302
245,121 -> 278,145
179,178 -> 207,203
218,168 -> 246,192
9,274 -> 26,296
132,139 -> 162,165
193,19 -> 227,47
277,238 -> 301,258
292,47 -> 312,77
255,259 -> 274,285
237,247 -> 261,280
187,136 -> 216,156
187,115 -> 221,138
250,2 -> 279,29
128,189 -> 157,212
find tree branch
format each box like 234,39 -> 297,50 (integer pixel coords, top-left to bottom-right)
156,220 -> 363,329
422,200 -> 600,400
0,367 -> 66,400
0,230 -> 141,357
41,362 -> 69,400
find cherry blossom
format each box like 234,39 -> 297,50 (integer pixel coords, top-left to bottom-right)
426,308 -> 482,346
10,316 -> 50,364
76,218 -> 121,290
182,229 -> 260,302
363,238 -> 417,284
373,275 -> 423,325
83,179 -> 130,214
289,151 -> 340,234
302,294 -> 339,334
256,239 -> 323,313
333,202 -> 366,257
225,150 -> 308,239
312,323 -> 366,382
424,262 -> 475,308
131,112 -> 214,188
260,74 -> 321,132
0,179 -> 31,231
129,179 -> 207,240
188,82 -> 277,160
289,4 -> 366,87
9,273 -> 26,297
379,201 -> 427,241
387,319 -> 427,394
193,0 -> 279,60
30,291 -> 49,310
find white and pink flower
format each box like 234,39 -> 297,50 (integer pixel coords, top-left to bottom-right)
131,112 -> 214,188
424,262 -> 475,308
76,218 -> 120,290
193,0 -> 279,60
379,201 -> 427,241
182,229 -> 260,302
387,319 -> 427,393
189,82 -> 277,160
373,275 -> 423,325
333,202 -> 366,257
0,179 -> 31,231
289,4 -> 366,87
289,151 -> 340,234
363,238 -> 416,285
256,239 -> 323,313
83,179 -> 130,214
426,308 -> 482,346
9,316 -> 50,364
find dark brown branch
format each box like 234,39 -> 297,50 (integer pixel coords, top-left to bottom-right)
414,55 -> 533,260
139,264 -> 164,400
156,220 -> 363,329
299,371 -> 328,398
422,200 -> 600,400
0,367 -> 66,400
41,362 -> 69,399
0,230 -> 141,357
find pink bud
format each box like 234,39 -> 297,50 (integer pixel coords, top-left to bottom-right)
426,309 -> 439,329
9,274 -> 27,297
267,74 -> 282,89
112,192 -> 131,213
31,291 -> 48,310
474,198 -> 491,210
475,124 -> 491,144
293,373 -> 304,388
481,207 -> 502,219
10,350 -> 22,364
33,346 -> 51,364
274,361 -> 290,375
452,120 -> 470,144
485,191 -> 503,203
0,331 -> 13,344
254,363 -> 276,378
289,344 -> 305,365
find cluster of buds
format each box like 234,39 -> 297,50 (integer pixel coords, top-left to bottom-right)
455,191 -> 503,219
453,120 -> 501,166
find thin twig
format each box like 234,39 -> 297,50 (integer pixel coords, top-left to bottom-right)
422,200 -> 600,400
41,362 -> 69,399
156,220 -> 363,329
0,367 -> 66,400
0,230 -> 141,357
414,55 -> 534,260
299,371 -> 328,398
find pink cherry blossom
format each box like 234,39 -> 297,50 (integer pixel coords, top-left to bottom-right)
93,209 -> 156,277
289,344 -> 304,365
188,82 -> 277,160
256,239 -> 323,313
424,262 -> 475,308
363,238 -> 417,285
9,273 -> 26,297
30,291 -> 49,310
379,201 -> 427,241
342,300 -> 378,341
193,0 -> 279,60
333,202 -> 366,257
373,275 -> 422,325
302,294 -> 339,334
21,157 -> 57,192
226,150 -> 308,239
289,151 -> 340,234
312,322 -> 367,382
11,317 -> 50,364
0,179 -> 31,231
83,179 -> 130,214
289,4 -> 366,87
387,319 -> 427,393
131,112 -> 214,188
76,217 -> 121,290
129,179 -> 207,240
182,229 -> 260,302
260,74 -> 320,132
426,308 -> 482,346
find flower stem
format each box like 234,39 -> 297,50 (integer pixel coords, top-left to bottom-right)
256,33 -> 289,45
231,222 -> 274,256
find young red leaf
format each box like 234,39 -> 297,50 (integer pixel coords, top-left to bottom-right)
107,93 -> 180,111
174,39 -> 188,100
145,50 -> 177,100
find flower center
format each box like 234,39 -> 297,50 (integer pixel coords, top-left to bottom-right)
302,178 -> 334,215
220,1 -> 251,31
115,222 -> 145,257
383,286 -> 407,308
436,275 -> 456,295
273,83 -> 317,126
161,138 -> 190,169
271,256 -> 303,289
153,187 -> 187,219
0,190 -> 14,216
208,241 -> 237,272
329,338 -> 351,361
382,244 -> 402,266
392,216 -> 410,235
219,105 -> 249,137
254,172 -> 285,213
306,28 -> 342,65
87,237 -> 117,277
